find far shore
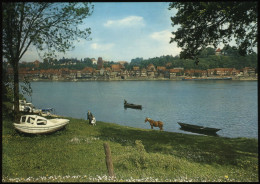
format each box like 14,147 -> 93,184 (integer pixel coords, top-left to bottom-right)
29,76 -> 258,82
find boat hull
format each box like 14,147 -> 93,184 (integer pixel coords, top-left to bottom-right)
178,122 -> 221,135
13,122 -> 68,134
13,117 -> 69,134
124,104 -> 142,109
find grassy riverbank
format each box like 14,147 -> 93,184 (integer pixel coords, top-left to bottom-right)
2,116 -> 258,182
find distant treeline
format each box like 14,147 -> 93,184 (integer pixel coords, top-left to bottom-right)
128,46 -> 257,70
19,47 -> 257,71
128,53 -> 257,71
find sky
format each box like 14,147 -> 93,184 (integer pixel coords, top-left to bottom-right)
21,2 -> 181,63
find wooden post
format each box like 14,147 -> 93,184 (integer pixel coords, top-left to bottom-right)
103,142 -> 115,178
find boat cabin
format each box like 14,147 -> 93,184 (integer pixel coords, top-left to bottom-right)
20,115 -> 47,125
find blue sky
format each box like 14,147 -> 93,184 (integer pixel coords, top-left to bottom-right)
21,2 -> 181,63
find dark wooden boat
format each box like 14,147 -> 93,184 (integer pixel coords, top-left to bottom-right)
124,100 -> 142,110
177,122 -> 221,135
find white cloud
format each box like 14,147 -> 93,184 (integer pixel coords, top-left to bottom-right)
150,30 -> 172,43
90,42 -> 114,51
104,16 -> 145,27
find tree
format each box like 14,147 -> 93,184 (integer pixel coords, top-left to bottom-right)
222,45 -> 240,56
130,57 -> 143,66
20,77 -> 33,103
2,62 -> 14,118
2,2 -> 94,122
199,47 -> 216,58
169,2 -> 257,60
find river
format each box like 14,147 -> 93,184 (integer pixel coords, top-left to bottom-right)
23,80 -> 258,138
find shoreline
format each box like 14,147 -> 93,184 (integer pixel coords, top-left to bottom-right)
30,77 -> 258,82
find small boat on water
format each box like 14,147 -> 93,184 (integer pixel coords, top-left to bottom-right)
177,122 -> 221,135
13,115 -> 69,134
124,100 -> 142,110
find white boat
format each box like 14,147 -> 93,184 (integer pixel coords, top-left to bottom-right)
13,115 -> 69,134
24,102 -> 41,113
14,100 -> 41,113
39,108 -> 60,117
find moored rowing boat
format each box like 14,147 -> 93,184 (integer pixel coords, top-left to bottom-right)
177,122 -> 221,135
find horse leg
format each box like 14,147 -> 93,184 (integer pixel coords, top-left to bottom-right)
149,122 -> 153,129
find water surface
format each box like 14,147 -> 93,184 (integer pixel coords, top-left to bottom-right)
24,80 -> 258,138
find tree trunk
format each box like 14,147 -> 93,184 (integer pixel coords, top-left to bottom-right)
13,59 -> 20,123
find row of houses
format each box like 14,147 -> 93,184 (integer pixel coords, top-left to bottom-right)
7,64 -> 257,80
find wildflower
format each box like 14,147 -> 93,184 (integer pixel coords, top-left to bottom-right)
225,175 -> 228,179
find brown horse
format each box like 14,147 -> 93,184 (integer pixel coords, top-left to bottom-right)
145,117 -> 163,131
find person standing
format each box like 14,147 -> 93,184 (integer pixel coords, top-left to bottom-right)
87,110 -> 93,124
91,116 -> 96,126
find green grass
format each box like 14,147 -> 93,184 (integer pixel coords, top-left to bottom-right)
2,116 -> 258,182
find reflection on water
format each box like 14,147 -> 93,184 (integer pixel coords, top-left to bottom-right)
25,81 -> 258,138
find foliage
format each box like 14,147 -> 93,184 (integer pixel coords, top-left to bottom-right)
130,57 -> 144,66
2,2 -> 94,60
2,62 -> 29,118
20,77 -> 33,102
2,62 -> 14,118
17,47 -> 257,74
2,2 -> 94,122
18,49 -> 257,72
128,50 -> 257,70
199,47 -> 216,58
169,2 -> 257,59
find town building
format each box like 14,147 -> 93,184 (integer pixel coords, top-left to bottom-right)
215,48 -> 221,55
243,67 -> 256,76
147,64 -> 156,71
91,58 -> 97,65
118,61 -> 128,66
169,68 -> 184,78
97,57 -> 103,69
33,60 -> 40,68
